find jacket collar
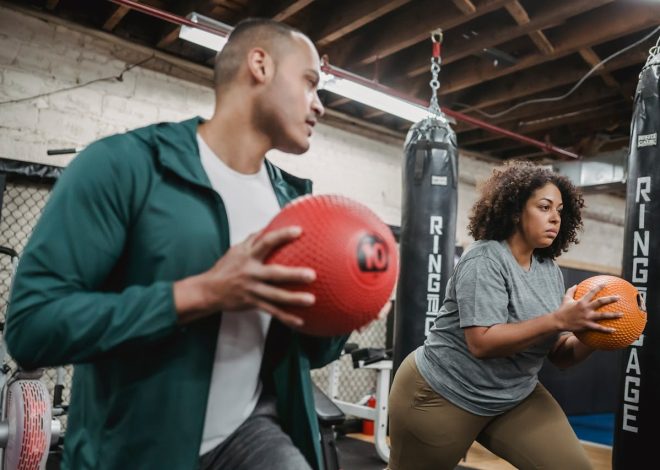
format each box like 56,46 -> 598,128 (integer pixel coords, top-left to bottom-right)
153,116 -> 210,188
152,116 -> 312,204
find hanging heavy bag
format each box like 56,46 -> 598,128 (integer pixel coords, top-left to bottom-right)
613,35 -> 660,469
393,113 -> 458,373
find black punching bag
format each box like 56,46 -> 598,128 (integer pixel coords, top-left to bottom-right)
613,46 -> 660,468
393,116 -> 458,373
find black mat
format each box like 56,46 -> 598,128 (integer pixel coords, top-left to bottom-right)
335,435 -> 386,470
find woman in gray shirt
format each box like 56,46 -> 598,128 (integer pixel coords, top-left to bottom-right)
388,162 -> 621,470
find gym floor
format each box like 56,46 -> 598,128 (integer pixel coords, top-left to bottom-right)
336,434 -> 612,470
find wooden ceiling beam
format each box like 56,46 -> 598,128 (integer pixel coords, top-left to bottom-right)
324,0 -> 511,68
457,45 -> 647,112
454,81 -> 620,133
507,151 -> 548,160
400,0 -> 611,79
157,27 -> 181,49
326,97 -> 351,108
459,100 -> 625,146
103,5 -> 131,32
497,127 -> 626,159
458,94 -> 623,141
599,135 -> 630,152
463,106 -> 627,151
155,0 -> 216,49
434,2 -> 660,95
504,1 -> 554,55
208,1 -> 247,24
451,0 -> 476,15
271,0 -> 314,22
363,108 -> 387,120
314,0 -> 411,47
578,47 -> 619,88
513,120 -> 626,155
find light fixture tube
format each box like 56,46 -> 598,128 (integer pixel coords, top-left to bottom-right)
320,72 -> 437,123
178,12 -> 229,52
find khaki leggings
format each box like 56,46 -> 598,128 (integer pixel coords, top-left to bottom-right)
388,352 -> 592,470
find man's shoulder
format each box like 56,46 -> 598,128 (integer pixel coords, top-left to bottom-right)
95,118 -> 195,151
78,118 -> 198,168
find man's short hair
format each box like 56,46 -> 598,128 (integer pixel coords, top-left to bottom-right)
213,18 -> 303,91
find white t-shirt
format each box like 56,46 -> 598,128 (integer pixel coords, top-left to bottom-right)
197,134 -> 281,455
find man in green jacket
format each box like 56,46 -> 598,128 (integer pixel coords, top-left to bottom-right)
6,18 -> 348,470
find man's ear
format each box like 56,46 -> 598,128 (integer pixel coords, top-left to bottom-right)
246,47 -> 273,84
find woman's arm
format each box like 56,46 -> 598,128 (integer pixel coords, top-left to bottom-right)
464,284 -> 622,359
547,332 -> 595,369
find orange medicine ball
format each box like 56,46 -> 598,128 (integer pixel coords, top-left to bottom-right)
574,275 -> 647,350
263,194 -> 398,337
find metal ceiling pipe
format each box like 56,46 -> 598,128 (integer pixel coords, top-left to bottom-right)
108,0 -> 580,160
108,0 -> 229,37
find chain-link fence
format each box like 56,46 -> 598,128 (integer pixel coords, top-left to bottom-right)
311,318 -> 387,405
1,174 -> 389,430
0,178 -> 74,430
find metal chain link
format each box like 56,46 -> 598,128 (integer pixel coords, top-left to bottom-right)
429,56 -> 442,116
429,29 -> 444,119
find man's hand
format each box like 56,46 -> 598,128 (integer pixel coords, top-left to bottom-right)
174,226 -> 316,328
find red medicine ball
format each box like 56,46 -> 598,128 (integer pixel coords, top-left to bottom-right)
263,194 -> 398,337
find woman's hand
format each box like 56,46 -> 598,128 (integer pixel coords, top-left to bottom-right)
553,283 -> 623,333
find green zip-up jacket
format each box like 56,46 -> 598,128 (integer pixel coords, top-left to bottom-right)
5,117 -> 346,470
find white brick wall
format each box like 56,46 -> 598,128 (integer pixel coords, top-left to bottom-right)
0,5 -> 626,272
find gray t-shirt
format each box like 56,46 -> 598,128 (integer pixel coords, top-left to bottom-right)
415,240 -> 565,415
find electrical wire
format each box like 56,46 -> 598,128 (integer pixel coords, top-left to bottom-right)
0,55 -> 155,106
465,25 -> 660,120
646,30 -> 660,66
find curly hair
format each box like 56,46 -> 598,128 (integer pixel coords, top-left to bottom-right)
467,161 -> 585,260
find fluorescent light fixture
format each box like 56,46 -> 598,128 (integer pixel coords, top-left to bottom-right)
179,12 -> 229,52
320,72 -> 453,124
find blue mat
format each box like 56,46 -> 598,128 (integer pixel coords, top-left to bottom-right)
567,413 -> 614,446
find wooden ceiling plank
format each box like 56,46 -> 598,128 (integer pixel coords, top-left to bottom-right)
272,0 -> 314,22
401,0 -> 611,79
103,5 -> 131,32
155,0 -> 217,49
326,97 -> 351,108
157,27 -> 181,49
326,0 -> 511,67
503,1 -> 529,25
518,101 -> 627,134
459,47 -> 646,112
505,0 -> 555,55
451,0 -> 476,15
455,82 -> 620,133
314,0 -> 412,47
528,31 -> 555,55
579,48 -> 619,88
363,108 -> 387,119
458,99 -> 628,146
461,102 -> 626,146
433,3 -> 660,95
